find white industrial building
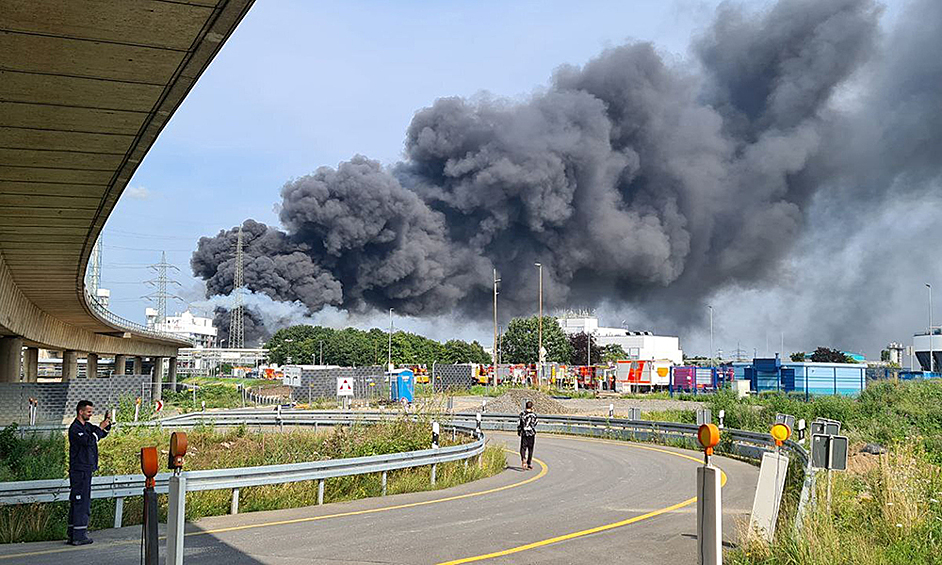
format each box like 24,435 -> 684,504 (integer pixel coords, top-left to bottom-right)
913,328 -> 942,373
146,308 -> 218,348
557,313 -> 683,365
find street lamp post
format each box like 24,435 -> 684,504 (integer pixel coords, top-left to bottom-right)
388,308 -> 394,371
928,284 -> 934,373
493,269 -> 500,388
708,306 -> 714,370
535,262 -> 543,385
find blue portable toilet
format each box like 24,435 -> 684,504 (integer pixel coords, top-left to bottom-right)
388,369 -> 414,403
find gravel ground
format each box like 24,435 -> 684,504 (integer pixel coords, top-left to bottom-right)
452,395 -> 703,415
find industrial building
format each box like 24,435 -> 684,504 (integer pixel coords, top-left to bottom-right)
913,327 -> 942,373
733,356 -> 867,397
557,313 -> 683,365
146,309 -> 218,348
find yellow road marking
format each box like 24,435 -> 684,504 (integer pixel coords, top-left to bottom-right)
0,450 -> 546,561
436,437 -> 728,564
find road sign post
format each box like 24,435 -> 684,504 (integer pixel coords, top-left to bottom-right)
697,424 -> 722,565
749,424 -> 791,542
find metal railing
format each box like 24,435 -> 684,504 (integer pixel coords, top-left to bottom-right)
0,414 -> 483,528
84,288 -> 195,345
1,409 -> 813,529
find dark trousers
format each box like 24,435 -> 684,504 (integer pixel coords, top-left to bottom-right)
520,434 -> 535,466
68,469 -> 92,541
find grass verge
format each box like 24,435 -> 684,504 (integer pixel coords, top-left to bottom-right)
0,419 -> 504,544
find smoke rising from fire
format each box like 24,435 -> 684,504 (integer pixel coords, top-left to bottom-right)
193,0 -> 942,349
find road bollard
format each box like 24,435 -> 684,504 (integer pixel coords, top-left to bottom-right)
318,480 -> 325,505
697,424 -> 722,565
475,412 -> 482,439
382,471 -> 387,496
141,447 -> 159,565
608,403 -> 614,418
166,432 -> 188,565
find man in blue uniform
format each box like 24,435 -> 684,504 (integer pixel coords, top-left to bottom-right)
67,400 -> 111,545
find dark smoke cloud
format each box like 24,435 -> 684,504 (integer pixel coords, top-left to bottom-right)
193,0 -> 942,350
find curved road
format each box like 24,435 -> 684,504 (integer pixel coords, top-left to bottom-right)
0,432 -> 758,564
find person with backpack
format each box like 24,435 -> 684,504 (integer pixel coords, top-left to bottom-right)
517,400 -> 537,470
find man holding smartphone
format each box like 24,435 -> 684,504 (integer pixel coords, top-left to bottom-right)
67,400 -> 112,545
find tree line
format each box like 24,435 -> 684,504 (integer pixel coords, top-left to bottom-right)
265,325 -> 491,367
265,317 -> 628,368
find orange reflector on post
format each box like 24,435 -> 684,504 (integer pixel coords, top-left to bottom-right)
770,423 -> 791,447
698,423 -> 720,456
141,446 -> 158,488
169,431 -> 188,469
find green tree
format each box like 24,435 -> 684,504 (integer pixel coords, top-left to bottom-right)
790,352 -> 806,362
809,347 -> 853,363
502,316 -> 572,364
600,344 -> 627,363
568,332 -> 603,366
265,325 -> 335,365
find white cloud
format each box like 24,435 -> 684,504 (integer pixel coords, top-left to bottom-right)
125,185 -> 151,200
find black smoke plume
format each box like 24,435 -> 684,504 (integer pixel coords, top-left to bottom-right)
195,0 -> 942,347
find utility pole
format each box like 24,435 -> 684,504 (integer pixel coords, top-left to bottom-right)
143,251 -> 181,326
587,333 -> 591,367
387,307 -> 394,371
535,262 -> 543,383
228,227 -> 245,349
493,269 -> 500,387
708,306 -> 714,369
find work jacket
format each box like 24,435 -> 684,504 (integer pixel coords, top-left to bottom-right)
68,419 -> 111,472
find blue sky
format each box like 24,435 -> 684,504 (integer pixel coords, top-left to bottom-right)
101,0 -> 910,355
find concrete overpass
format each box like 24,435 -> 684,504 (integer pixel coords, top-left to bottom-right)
0,0 -> 254,386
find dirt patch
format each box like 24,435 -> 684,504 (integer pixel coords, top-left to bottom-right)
482,389 -> 571,415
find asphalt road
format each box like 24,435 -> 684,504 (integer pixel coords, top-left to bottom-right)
0,432 -> 759,564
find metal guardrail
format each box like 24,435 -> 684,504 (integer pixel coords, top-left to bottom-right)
0,415 -> 482,508
84,288 -> 195,345
1,409 -> 813,530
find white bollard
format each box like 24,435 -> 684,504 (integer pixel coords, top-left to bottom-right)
697,465 -> 722,565
608,403 -> 614,418
166,473 -> 186,565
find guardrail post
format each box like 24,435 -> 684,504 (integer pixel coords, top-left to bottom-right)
697,425 -> 722,565
166,472 -> 186,565
382,471 -> 387,496
318,480 -> 325,505
431,421 -> 439,485
114,497 -> 124,528
230,488 -> 240,515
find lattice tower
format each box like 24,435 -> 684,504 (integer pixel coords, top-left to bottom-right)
143,251 -> 181,325
228,226 -> 245,349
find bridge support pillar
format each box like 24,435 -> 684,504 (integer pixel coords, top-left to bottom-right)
62,350 -> 78,381
86,353 -> 99,378
0,337 -> 23,382
168,357 -> 178,392
152,357 -> 164,400
25,347 -> 38,382
114,354 -> 128,376
133,356 -> 143,375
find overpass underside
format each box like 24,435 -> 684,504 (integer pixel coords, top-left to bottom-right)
0,0 -> 254,386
